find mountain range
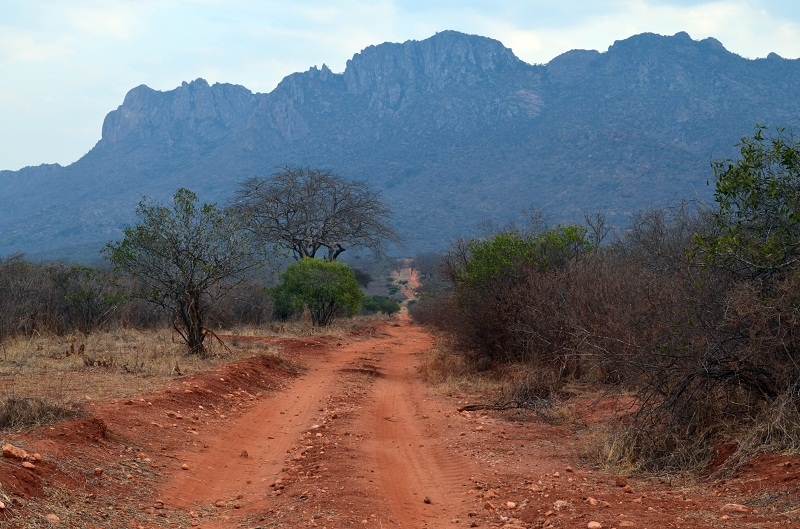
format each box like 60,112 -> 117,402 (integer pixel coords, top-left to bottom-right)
2,30 -> 800,261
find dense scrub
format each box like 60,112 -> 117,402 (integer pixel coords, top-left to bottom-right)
411,127 -> 800,475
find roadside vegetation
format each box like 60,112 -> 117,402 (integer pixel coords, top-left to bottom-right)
0,166 -> 402,431
411,125 -> 800,476
5,128 -> 800,480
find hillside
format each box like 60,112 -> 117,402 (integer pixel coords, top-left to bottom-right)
2,30 -> 800,261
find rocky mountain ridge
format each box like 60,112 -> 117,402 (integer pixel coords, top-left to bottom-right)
2,30 -> 800,261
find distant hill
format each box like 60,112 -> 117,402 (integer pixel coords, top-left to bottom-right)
2,30 -> 800,261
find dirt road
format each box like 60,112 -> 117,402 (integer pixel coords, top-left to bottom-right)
5,308 -> 800,527
157,314 -> 475,528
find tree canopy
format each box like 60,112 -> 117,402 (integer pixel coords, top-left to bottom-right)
273,258 -> 363,326
700,125 -> 800,280
104,188 -> 261,354
232,166 -> 400,261
447,225 -> 593,287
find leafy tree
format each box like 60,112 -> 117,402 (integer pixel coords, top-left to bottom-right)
273,259 -> 364,326
232,166 -> 400,261
104,188 -> 261,355
361,295 -> 401,315
700,125 -> 800,280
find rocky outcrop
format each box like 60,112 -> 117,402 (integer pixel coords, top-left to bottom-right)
2,30 -> 800,260
100,79 -> 256,145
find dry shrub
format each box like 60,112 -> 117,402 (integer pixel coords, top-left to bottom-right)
0,396 -> 83,431
704,387 -> 800,477
621,272 -> 800,475
600,423 -> 714,474
419,341 -> 517,399
408,292 -> 456,329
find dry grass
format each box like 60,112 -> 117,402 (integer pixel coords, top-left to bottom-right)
252,312 -> 396,339
0,315 -> 394,432
418,339 -> 563,414
0,325 -> 284,433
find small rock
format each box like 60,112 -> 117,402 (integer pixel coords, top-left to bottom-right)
484,501 -> 496,511
0,501 -> 5,510
565,466 -> 574,472
506,501 -> 517,509
181,463 -> 189,470
94,467 -> 103,475
619,521 -> 636,527
240,450 -> 248,458
623,484 -> 634,494
587,522 -> 603,529
45,513 -> 60,525
615,476 -> 628,487
720,503 -> 750,513
215,500 -> 226,508
587,497 -> 599,506
22,461 -> 35,469
2,443 -> 28,460
424,496 -> 431,504
32,453 -> 42,461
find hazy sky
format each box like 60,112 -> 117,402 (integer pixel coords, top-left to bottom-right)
2,0 -> 799,171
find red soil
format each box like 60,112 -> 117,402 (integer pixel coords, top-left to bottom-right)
2,315 -> 800,528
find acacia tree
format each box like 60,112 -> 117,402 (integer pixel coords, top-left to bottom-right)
104,188 -> 261,355
232,166 -> 400,261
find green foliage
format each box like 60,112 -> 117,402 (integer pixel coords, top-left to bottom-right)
361,295 -> 401,315
271,282 -> 305,321
104,188 -> 260,354
700,125 -> 800,280
274,258 -> 364,326
458,225 -> 593,286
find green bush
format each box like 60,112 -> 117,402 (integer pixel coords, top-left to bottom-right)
361,295 -> 401,315
272,259 -> 364,326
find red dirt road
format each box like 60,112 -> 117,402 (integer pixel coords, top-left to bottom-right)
157,315 -> 472,528
4,311 -> 800,527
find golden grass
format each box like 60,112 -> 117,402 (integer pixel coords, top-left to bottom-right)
0,315 -> 395,423
0,326 -> 286,425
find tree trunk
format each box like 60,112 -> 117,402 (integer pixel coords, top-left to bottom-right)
176,291 -> 206,355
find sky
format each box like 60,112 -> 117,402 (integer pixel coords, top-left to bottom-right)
1,0 -> 799,171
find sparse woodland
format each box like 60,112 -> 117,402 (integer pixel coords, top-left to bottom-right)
3,128 -> 800,478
